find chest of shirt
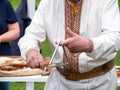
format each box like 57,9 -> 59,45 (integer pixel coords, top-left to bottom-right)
44,0 -> 102,39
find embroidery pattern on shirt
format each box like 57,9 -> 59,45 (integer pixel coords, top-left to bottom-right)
64,0 -> 83,71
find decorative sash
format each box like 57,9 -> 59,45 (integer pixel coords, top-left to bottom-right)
64,0 -> 83,71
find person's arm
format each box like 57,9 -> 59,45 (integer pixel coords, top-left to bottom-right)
0,1 -> 20,43
18,0 -> 47,60
87,0 -> 120,59
0,22 -> 19,43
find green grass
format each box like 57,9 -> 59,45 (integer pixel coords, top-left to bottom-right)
115,51 -> 120,65
118,0 -> 120,6
9,0 -> 41,10
9,0 -> 20,10
10,82 -> 45,90
8,0 -> 120,90
41,40 -> 53,57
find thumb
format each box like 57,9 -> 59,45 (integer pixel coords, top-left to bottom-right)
66,27 -> 76,37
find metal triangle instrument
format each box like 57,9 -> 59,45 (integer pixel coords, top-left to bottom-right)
48,41 -> 69,68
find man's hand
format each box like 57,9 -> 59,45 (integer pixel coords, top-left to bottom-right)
26,49 -> 45,69
60,27 -> 93,53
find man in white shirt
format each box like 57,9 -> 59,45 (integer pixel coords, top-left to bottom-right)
18,0 -> 120,90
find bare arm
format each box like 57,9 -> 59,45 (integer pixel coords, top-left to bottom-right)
0,22 -> 20,43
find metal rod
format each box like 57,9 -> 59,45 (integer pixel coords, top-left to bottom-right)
62,46 -> 69,64
49,41 -> 61,64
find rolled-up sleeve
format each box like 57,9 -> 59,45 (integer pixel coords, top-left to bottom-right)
18,0 -> 47,60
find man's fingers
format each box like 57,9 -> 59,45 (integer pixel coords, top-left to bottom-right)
60,38 -> 70,46
66,27 -> 76,37
27,56 -> 45,68
27,59 -> 36,68
39,60 -> 45,68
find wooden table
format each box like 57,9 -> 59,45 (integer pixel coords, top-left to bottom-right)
0,56 -> 120,89
0,56 -> 49,90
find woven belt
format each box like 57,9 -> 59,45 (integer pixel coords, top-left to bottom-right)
57,60 -> 114,81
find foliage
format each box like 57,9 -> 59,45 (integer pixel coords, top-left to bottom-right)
10,82 -> 45,90
9,0 -> 41,10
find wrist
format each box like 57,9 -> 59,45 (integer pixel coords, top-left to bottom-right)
85,39 -> 93,53
26,48 -> 38,57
